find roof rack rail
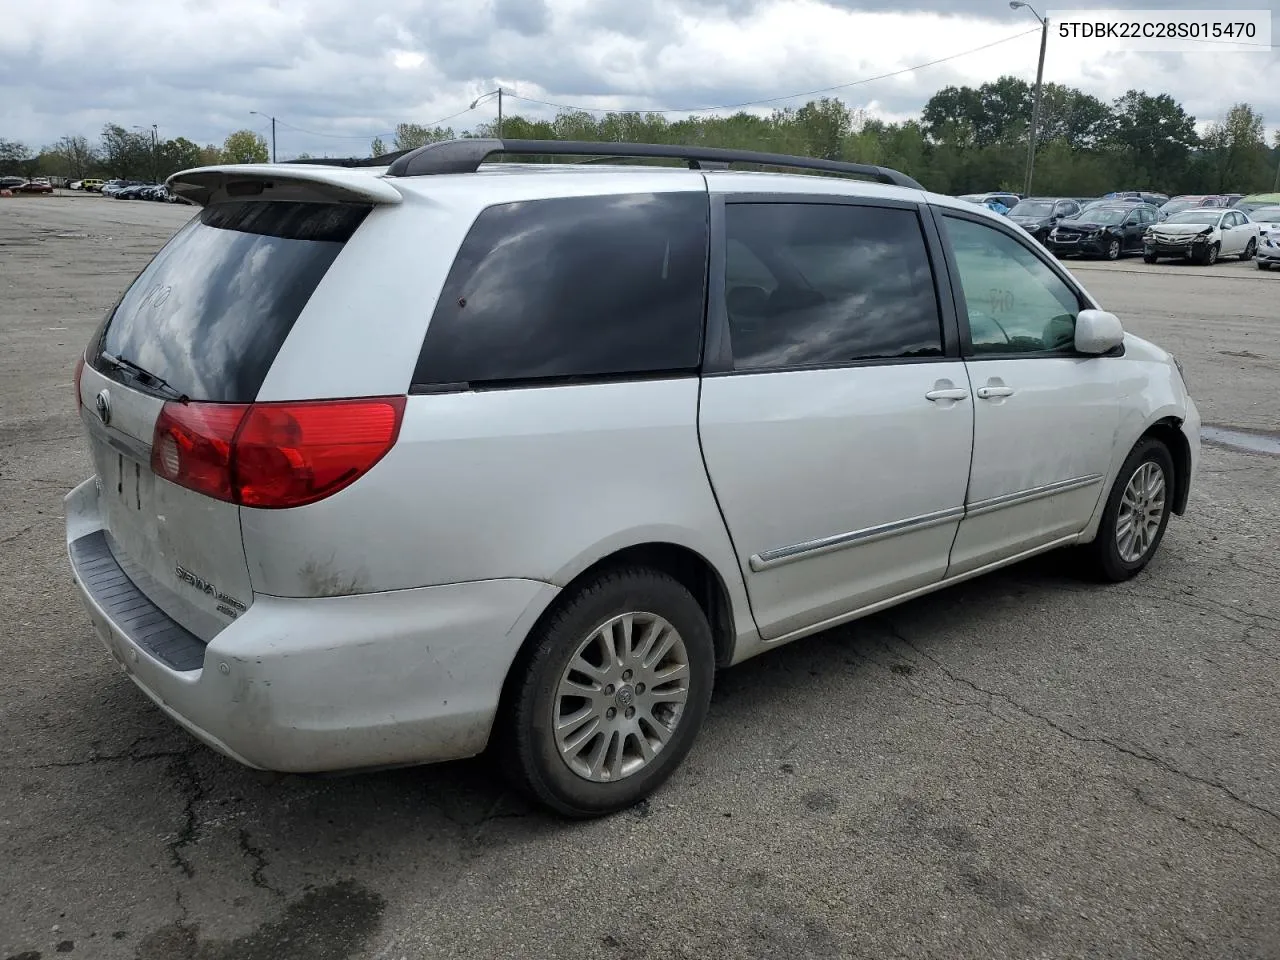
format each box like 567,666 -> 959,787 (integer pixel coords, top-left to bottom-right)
280,151 -> 411,168
383,138 -> 924,190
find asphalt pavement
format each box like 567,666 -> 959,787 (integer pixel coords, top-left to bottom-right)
2,196 -> 1277,960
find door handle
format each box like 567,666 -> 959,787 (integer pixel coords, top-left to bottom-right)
976,385 -> 1015,399
926,388 -> 969,401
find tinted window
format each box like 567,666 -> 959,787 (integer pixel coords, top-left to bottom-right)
943,215 -> 1080,356
413,193 -> 707,387
96,201 -> 369,402
723,203 -> 942,370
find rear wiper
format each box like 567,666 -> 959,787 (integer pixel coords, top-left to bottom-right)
99,352 -> 188,402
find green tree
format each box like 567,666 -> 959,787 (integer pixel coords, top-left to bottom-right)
392,124 -> 454,151
155,137 -> 203,178
370,137 -> 387,157
1035,85 -> 1113,149
0,138 -> 34,174
40,135 -> 98,178
198,144 -> 222,166
1201,103 -> 1269,192
99,124 -> 152,178
1107,91 -> 1198,188
221,129 -> 269,163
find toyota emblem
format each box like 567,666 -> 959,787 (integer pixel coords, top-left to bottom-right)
95,389 -> 111,426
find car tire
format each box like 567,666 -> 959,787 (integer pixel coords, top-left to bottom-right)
1259,261 -> 1271,271
1240,238 -> 1256,261
499,566 -> 716,818
1143,254 -> 1157,264
1106,239 -> 1121,260
1200,242 -> 1219,266
1081,437 -> 1176,583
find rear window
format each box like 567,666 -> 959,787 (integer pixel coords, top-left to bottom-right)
412,192 -> 708,388
94,201 -> 370,402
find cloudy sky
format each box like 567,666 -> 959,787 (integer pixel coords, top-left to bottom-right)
2,0 -> 1276,158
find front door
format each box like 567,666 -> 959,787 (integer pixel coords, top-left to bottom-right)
935,210 -> 1123,575
699,197 -> 974,640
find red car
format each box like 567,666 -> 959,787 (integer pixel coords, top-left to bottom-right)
16,179 -> 54,194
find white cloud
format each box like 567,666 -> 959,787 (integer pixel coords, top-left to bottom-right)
0,0 -> 1275,157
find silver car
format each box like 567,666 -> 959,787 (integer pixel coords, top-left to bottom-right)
67,140 -> 1200,817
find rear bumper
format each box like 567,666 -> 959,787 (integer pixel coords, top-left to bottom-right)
65,477 -> 560,773
1257,241 -> 1280,264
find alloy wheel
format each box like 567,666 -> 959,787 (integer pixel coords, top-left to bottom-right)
1115,461 -> 1167,564
553,612 -> 690,783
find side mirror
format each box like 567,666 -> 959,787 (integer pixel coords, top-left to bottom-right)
1075,309 -> 1124,354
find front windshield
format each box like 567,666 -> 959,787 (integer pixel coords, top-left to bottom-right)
1084,207 -> 1131,225
1249,206 -> 1280,221
1160,199 -> 1199,216
1010,200 -> 1055,217
1236,200 -> 1277,214
1165,211 -> 1222,226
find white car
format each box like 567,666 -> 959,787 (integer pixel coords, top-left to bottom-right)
1143,208 -> 1258,265
66,140 -> 1200,817
1248,205 -> 1280,270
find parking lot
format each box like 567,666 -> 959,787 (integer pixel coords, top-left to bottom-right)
2,195 -> 1277,960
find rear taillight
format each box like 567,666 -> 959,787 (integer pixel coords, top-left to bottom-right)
74,354 -> 85,408
150,397 -> 405,509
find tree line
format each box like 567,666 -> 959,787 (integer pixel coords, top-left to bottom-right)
5,79 -> 1278,195
0,126 -> 271,182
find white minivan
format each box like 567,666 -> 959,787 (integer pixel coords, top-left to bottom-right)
67,140 -> 1200,816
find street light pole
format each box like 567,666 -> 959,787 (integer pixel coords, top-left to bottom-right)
1010,1 -> 1048,196
250,111 -> 277,162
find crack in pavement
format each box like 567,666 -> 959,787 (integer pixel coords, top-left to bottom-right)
165,752 -> 205,881
878,618 -> 1280,831
238,827 -> 283,898
1131,787 -> 1279,861
1,737 -> 193,771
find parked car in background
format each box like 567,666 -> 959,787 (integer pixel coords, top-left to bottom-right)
1143,208 -> 1257,265
1107,190 -> 1169,206
1248,205 -> 1280,270
1080,197 -> 1168,221
81,179 -> 105,192
1233,193 -> 1280,215
64,140 -> 1200,817
16,179 -> 54,194
1048,202 -> 1159,259
958,192 -> 1020,214
0,176 -> 26,191
1006,197 -> 1083,243
1160,195 -> 1232,216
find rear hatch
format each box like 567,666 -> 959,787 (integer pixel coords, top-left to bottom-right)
76,195 -> 377,641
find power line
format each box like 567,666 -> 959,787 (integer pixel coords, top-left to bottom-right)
505,27 -> 1043,116
267,103 -> 482,142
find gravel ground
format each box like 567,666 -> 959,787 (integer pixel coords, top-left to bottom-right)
2,196 -> 1277,960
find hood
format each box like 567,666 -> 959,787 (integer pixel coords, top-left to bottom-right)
1153,222 -> 1216,236
1056,218 -> 1115,231
1011,215 -> 1053,228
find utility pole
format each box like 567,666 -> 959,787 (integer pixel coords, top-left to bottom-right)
471,89 -> 505,139
133,124 -> 158,182
1010,1 -> 1048,196
249,111 -> 277,162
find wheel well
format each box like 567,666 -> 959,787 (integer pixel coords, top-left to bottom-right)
493,543 -> 738,744
567,543 -> 737,668
1143,417 -> 1191,515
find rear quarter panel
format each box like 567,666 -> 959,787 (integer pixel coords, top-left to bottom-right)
238,379 -> 754,642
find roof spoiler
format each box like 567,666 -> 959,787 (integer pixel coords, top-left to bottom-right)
166,164 -> 403,206
380,138 -> 925,190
